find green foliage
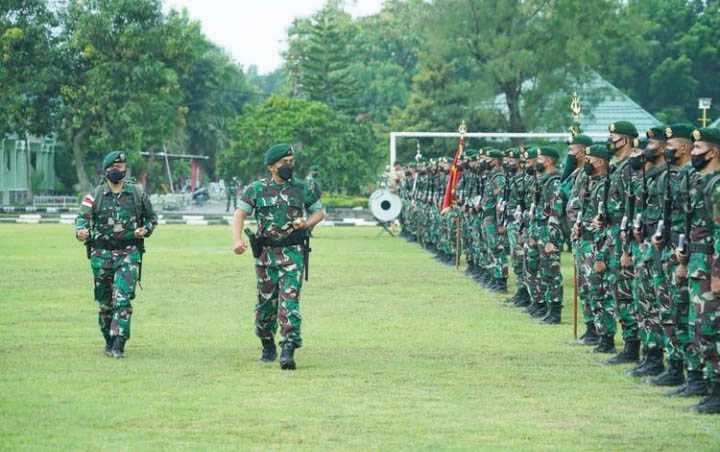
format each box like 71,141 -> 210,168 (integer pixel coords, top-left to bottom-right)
2,225 -> 720,450
219,95 -> 382,195
322,193 -> 368,208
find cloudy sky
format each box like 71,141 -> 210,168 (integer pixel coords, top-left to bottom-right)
164,0 -> 385,74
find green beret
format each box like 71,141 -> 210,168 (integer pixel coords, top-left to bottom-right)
569,134 -> 593,147
464,149 -> 479,158
692,127 -> 720,146
102,151 -> 127,170
634,137 -> 648,149
609,121 -> 638,138
264,143 -> 294,166
646,126 -> 666,141
665,124 -> 694,140
587,144 -> 612,161
486,149 -> 504,160
524,147 -> 538,159
538,146 -> 559,161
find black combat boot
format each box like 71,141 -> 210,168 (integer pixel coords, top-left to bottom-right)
695,382 -> 720,414
493,278 -> 508,293
279,343 -> 296,370
464,264 -> 476,278
648,359 -> 684,386
260,338 -> 277,362
111,336 -> 126,359
513,287 -> 530,307
530,303 -> 547,319
593,335 -> 616,354
580,322 -> 600,346
605,339 -> 640,365
666,370 -> 708,398
628,347 -> 664,377
103,334 -> 113,357
541,304 -> 562,324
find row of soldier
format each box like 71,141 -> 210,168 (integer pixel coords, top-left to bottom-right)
396,122 -> 720,414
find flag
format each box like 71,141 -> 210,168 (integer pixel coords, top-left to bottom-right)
441,130 -> 466,212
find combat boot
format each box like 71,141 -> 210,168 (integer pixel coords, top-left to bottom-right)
593,335 -> 616,354
530,303 -> 547,319
667,371 -> 707,398
628,347 -> 664,377
103,335 -> 113,357
260,338 -> 277,362
694,382 -> 720,414
541,304 -> 562,324
580,322 -> 600,346
605,338 -> 640,365
492,278 -> 508,293
279,343 -> 296,370
648,359 -> 684,386
111,336 -> 126,359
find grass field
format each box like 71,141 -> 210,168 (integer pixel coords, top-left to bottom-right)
1,225 -> 719,450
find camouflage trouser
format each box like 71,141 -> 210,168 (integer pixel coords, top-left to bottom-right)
659,247 -> 700,369
689,271 -> 719,382
688,251 -> 715,380
524,223 -> 542,304
508,222 -> 524,286
90,247 -> 141,342
539,223 -> 563,306
484,219 -> 508,280
635,242 -> 663,350
572,238 -> 593,323
588,235 -> 616,337
255,245 -> 304,348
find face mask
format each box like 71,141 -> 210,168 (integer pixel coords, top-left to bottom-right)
642,147 -> 659,162
535,162 -> 545,174
106,168 -> 126,183
566,153 -> 578,169
629,155 -> 643,171
478,161 -> 488,171
584,164 -> 595,176
277,164 -> 293,181
664,147 -> 677,165
526,165 -> 536,175
608,136 -> 624,151
691,152 -> 711,170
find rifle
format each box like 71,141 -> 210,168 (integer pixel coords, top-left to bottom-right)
655,160 -> 673,246
634,159 -> 648,241
678,170 -> 692,256
303,232 -> 311,281
499,167 -> 512,227
621,162 -> 636,249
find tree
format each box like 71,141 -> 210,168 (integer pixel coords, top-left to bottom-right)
219,96 -> 382,194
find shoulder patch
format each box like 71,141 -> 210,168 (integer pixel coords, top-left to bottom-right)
81,194 -> 94,208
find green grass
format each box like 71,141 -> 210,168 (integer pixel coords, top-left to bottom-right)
1,225 -> 718,451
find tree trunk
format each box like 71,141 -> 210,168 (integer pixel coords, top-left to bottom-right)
503,82 -> 525,144
24,135 -> 33,201
71,125 -> 91,192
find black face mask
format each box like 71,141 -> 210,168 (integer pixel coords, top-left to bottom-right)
642,147 -> 659,162
629,155 -> 643,171
478,161 -> 488,172
566,153 -> 578,169
106,168 -> 126,183
535,162 -> 545,174
584,164 -> 595,176
277,164 -> 293,181
664,147 -> 677,165
526,165 -> 536,175
691,152 -> 712,170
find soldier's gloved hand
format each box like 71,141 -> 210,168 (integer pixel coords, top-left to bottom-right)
651,235 -> 663,250
134,227 -> 147,239
594,260 -> 606,274
675,264 -> 688,282
544,242 -> 557,254
292,218 -> 307,230
76,229 -> 90,242
675,248 -> 689,264
233,240 -> 247,255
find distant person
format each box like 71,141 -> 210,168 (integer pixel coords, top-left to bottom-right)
232,144 -> 325,370
74,151 -> 158,358
225,176 -> 239,212
305,166 -> 322,199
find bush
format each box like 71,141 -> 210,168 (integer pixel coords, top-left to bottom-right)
322,193 -> 368,209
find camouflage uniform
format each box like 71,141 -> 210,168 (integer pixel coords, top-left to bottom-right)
481,154 -> 508,289
238,178 -> 322,348
75,180 -> 157,348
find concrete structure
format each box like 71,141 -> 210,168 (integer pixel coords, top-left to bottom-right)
0,136 -> 57,204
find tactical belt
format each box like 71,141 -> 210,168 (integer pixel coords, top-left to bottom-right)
689,243 -> 714,254
258,230 -> 306,248
94,238 -> 143,251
